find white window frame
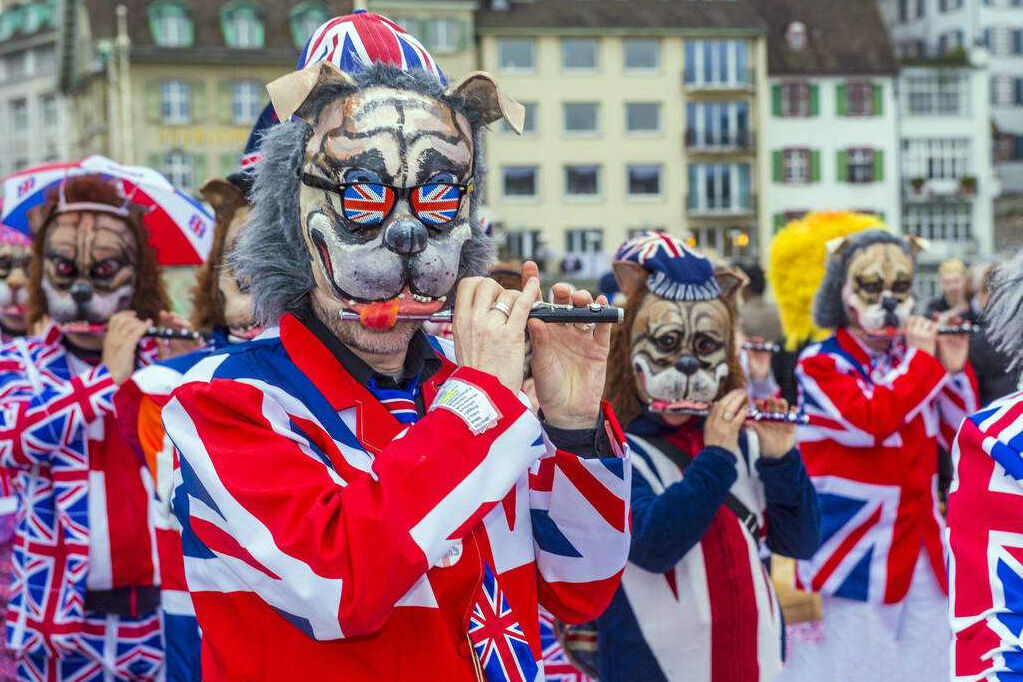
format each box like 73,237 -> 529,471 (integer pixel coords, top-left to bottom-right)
687,163 -> 752,214
161,80 -> 191,124
625,102 -> 661,134
501,165 -> 539,199
430,19 -> 459,54
904,204 -> 972,241
227,10 -> 261,48
561,38 -> 599,72
563,102 -> 600,135
232,81 -> 262,125
901,137 -> 970,179
847,148 -> 875,183
687,100 -> 749,147
9,97 -> 27,133
564,165 -> 601,199
164,150 -> 194,189
623,39 -> 659,72
155,6 -> 191,47
783,149 -> 810,184
684,39 -> 749,87
626,164 -> 663,198
40,93 -> 57,127
498,38 -> 536,72
781,81 -> 810,117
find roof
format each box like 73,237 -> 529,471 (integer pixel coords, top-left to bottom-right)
476,0 -> 767,34
748,0 -> 897,75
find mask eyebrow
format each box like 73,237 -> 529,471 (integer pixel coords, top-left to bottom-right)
414,148 -> 471,186
315,149 -> 394,186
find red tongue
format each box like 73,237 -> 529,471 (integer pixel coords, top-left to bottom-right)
359,299 -> 401,330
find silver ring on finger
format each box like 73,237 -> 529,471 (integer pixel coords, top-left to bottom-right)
490,301 -> 512,319
724,411 -> 735,420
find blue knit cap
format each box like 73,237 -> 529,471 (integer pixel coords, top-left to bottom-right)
615,232 -> 720,301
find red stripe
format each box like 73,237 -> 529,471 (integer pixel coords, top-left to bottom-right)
191,516 -> 281,581
703,512 -> 760,681
556,454 -> 626,533
987,400 -> 1023,439
811,504 -> 883,592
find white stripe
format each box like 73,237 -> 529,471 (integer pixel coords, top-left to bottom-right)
86,469 -> 113,590
161,589 -> 195,616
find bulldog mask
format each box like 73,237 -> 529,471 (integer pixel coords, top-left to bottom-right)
605,233 -> 746,426
0,229 -> 31,335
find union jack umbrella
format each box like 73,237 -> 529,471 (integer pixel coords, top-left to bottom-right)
468,565 -> 541,682
1,155 -> 215,266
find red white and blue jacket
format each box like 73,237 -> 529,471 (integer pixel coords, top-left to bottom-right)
947,390 -> 1023,680
795,327 -> 978,604
0,324 -> 162,677
163,313 -> 631,681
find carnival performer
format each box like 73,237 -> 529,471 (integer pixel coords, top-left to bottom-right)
596,232 -> 820,682
0,176 -> 167,680
947,247 -> 1023,680
162,11 -> 631,681
779,229 -> 978,682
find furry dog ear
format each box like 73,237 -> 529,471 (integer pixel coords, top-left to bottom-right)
905,235 -> 929,255
715,265 -> 748,301
447,71 -> 525,133
612,261 -> 649,299
267,62 -> 355,122
200,179 -> 244,218
825,235 -> 851,259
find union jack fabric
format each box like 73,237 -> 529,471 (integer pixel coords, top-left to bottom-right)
612,232 -> 720,302
794,327 -> 978,604
162,314 -> 631,681
948,390 -> 1023,680
469,564 -> 540,682
537,607 -> 594,682
411,183 -> 463,226
298,10 -> 446,85
341,183 -> 395,225
0,323 -> 162,680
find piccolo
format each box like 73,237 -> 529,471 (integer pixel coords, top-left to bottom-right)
742,341 -> 781,353
58,323 -> 208,341
338,302 -> 625,324
937,322 -> 978,335
650,401 -> 810,424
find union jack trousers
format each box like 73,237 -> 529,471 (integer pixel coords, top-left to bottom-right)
794,327 -> 978,604
948,390 -> 1023,680
163,314 -> 631,681
0,324 -> 163,681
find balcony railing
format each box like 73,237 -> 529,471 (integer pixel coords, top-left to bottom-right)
682,69 -> 755,91
685,129 -> 755,152
686,194 -> 756,216
903,177 -> 977,201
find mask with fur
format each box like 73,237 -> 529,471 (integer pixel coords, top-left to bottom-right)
0,242 -> 30,333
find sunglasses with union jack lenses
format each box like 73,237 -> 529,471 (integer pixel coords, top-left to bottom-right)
301,172 -> 474,229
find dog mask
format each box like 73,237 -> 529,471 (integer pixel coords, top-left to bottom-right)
0,228 -> 31,334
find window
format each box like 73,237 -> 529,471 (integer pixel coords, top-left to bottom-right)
429,19 -> 460,54
149,1 -> 194,47
565,229 -> 603,254
939,0 -> 964,10
9,98 -> 27,133
686,101 -> 749,147
916,0 -> 926,17
502,166 -> 538,197
232,81 -> 262,125
161,80 -> 191,124
845,81 -> 876,116
690,225 -> 755,259
34,47 -> 55,74
779,81 -> 811,117
624,39 -> 659,71
164,150 -> 194,190
898,0 -> 909,21
289,2 -> 328,49
40,93 -> 57,127
937,29 -> 964,54
783,149 -> 811,184
686,163 -> 752,213
627,165 -> 662,196
901,138 -> 970,179
505,230 -> 543,260
501,102 -> 537,134
563,229 -> 605,277
6,53 -> 25,80
562,39 -> 598,71
904,72 -> 967,115
786,21 -> 807,50
499,39 -> 535,71
563,102 -> 599,134
625,102 -> 661,133
992,75 -> 1016,105
221,2 -> 264,49
904,204 -> 972,242
684,40 -> 749,87
847,148 -> 876,183
565,165 -> 600,197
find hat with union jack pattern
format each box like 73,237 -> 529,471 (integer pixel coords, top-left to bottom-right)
615,231 -> 721,302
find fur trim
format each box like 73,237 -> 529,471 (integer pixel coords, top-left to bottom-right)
986,247 -> 1023,368
647,270 -> 721,302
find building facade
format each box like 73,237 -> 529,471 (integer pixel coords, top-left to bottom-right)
753,0 -> 901,243
476,0 -> 768,277
0,0 -> 70,177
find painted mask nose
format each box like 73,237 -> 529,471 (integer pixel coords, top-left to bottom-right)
881,296 -> 899,312
383,218 -> 428,257
70,281 -> 93,304
675,355 -> 701,376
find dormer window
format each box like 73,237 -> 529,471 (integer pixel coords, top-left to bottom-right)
149,1 -> 194,48
221,1 -> 264,49
289,2 -> 329,50
786,21 -> 807,51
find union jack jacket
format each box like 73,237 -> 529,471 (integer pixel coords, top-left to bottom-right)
794,327 -> 978,604
163,313 -> 631,681
0,323 -> 162,679
947,390 -> 1023,680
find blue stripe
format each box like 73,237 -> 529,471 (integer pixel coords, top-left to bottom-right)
625,436 -> 665,489
530,509 -> 583,558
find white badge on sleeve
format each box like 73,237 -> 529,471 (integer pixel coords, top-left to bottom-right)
431,378 -> 501,434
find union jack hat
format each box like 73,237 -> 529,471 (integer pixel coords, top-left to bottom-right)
615,232 -> 721,302
298,10 -> 446,85
0,224 -> 29,246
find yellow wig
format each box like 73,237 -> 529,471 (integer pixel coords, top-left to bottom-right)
768,211 -> 886,349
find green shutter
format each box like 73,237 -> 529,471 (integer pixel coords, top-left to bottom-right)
837,84 -> 848,116
222,13 -> 237,46
772,84 -> 782,116
773,213 -> 786,233
873,149 -> 884,181
837,150 -> 848,182
809,84 -> 820,117
148,153 -> 163,173
190,81 -> 206,122
217,81 -> 234,124
220,152 -> 237,176
873,83 -> 883,116
458,18 -> 470,51
772,151 -> 783,182
810,150 -> 821,182
193,153 -> 208,189
145,81 -> 162,122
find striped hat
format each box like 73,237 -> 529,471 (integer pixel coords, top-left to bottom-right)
615,232 -> 720,302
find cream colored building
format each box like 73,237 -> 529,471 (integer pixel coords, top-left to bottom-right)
476,0 -> 767,276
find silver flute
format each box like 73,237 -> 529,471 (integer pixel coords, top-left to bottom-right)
654,404 -> 810,424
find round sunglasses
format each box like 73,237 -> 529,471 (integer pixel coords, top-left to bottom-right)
301,171 -> 474,229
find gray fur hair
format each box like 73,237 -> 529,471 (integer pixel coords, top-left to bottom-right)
231,63 -> 493,325
812,229 -> 912,329
985,247 -> 1023,368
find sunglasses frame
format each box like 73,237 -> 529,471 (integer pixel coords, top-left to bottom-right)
300,171 -> 475,229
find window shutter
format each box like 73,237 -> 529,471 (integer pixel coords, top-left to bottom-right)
809,84 -> 820,116
837,84 -> 848,116
217,81 -> 234,124
193,153 -> 208,189
773,213 -> 786,233
772,151 -> 783,182
220,152 -> 237,177
772,84 -> 782,116
145,81 -> 162,122
872,83 -> 883,116
458,18 -> 470,51
810,150 -> 821,182
837,150 -> 848,182
148,153 -> 163,174
873,149 -> 884,181
190,81 -> 206,122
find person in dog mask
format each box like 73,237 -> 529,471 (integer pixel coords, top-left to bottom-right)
596,232 -> 820,682
779,229 -> 978,682
0,225 -> 31,342
160,12 -> 631,681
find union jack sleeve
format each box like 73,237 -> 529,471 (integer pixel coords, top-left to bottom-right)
937,365 -> 980,453
165,364 -> 550,640
529,402 -> 631,624
948,393 -> 1023,680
